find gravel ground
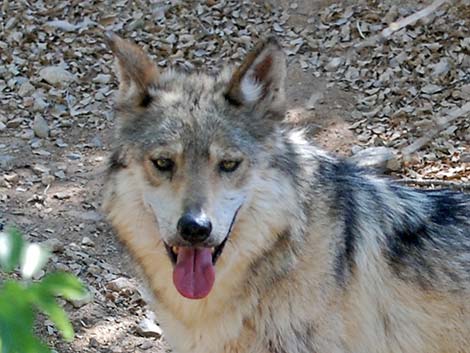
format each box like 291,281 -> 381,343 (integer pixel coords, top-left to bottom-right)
0,0 -> 469,352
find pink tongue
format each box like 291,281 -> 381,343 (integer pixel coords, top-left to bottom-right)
173,247 -> 215,299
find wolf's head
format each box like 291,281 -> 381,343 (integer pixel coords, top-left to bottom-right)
104,33 -> 295,300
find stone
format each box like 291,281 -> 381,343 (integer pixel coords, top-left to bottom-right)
18,81 -> 35,97
6,118 -> 23,128
39,66 -> 76,86
135,318 -> 162,338
350,147 -> 399,173
106,277 -> 137,293
41,238 -> 64,253
81,236 -> 95,247
33,116 -> 49,138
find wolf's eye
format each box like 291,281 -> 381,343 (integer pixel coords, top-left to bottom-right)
152,158 -> 174,172
219,160 -> 241,173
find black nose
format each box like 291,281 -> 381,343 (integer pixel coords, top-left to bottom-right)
177,212 -> 212,243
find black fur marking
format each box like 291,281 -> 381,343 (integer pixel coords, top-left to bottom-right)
427,190 -> 464,225
140,92 -> 153,107
320,159 -> 387,286
224,92 -> 242,107
108,148 -> 128,171
326,160 -> 363,286
384,185 -> 470,289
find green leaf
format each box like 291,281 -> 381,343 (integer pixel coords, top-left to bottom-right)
29,286 -> 74,341
0,281 -> 50,353
37,272 -> 88,301
0,228 -> 24,272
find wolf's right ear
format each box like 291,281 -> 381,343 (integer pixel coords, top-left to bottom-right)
225,37 -> 287,119
105,32 -> 159,107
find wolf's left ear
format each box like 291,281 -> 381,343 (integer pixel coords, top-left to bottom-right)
225,37 -> 287,118
105,32 -> 159,107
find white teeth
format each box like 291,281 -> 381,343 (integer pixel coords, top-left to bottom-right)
172,246 -> 179,254
210,247 -> 215,254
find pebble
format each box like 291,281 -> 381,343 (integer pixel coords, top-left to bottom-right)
67,152 -> 82,160
53,191 -> 72,200
18,81 -> 35,97
106,277 -> 137,293
81,236 -> 95,247
135,318 -> 162,338
41,238 -> 64,253
139,341 -> 154,350
33,164 -> 51,175
54,170 -> 66,179
350,147 -> 399,173
0,121 -> 6,132
4,173 -> 19,183
6,118 -> 23,128
92,74 -> 111,84
0,155 -> 13,169
33,115 -> 49,138
461,152 -> 470,163
39,66 -> 76,86
41,174 -> 55,186
70,292 -> 93,308
55,138 -> 68,148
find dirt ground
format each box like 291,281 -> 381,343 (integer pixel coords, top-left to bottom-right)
0,1 -> 468,352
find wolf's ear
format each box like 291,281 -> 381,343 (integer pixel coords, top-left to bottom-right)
225,37 -> 287,118
105,32 -> 159,107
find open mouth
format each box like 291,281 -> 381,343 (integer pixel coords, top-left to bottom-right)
164,205 -> 242,300
164,235 -> 229,266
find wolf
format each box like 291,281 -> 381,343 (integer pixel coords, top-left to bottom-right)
102,33 -> 470,353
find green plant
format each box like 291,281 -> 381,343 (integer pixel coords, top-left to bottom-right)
0,228 -> 88,353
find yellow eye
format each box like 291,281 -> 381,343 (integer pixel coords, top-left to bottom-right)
219,160 -> 241,173
152,158 -> 174,172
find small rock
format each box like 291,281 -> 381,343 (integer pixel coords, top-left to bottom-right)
33,116 -> 49,138
30,139 -> 42,149
421,84 -> 443,95
67,152 -> 82,160
325,57 -> 343,72
92,74 -> 111,84
81,236 -> 95,247
461,152 -> 470,163
135,318 -> 162,338
70,292 -> 93,308
139,341 -> 154,350
350,147 -> 398,173
33,96 -> 48,111
6,118 -> 23,128
18,81 -> 35,97
54,170 -> 66,179
41,238 -> 64,253
39,66 -> 76,86
21,129 -> 35,140
53,191 -> 72,200
0,155 -> 13,169
55,138 -> 68,148
33,164 -> 51,175
4,173 -> 19,183
0,121 -> 5,132
41,174 -> 55,186
106,277 -> 137,293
